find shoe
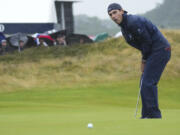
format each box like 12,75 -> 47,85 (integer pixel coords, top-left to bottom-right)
140,117 -> 161,119
140,117 -> 149,119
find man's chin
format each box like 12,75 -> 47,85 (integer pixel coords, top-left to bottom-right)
114,21 -> 120,25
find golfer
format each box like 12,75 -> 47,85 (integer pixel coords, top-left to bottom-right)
108,3 -> 171,119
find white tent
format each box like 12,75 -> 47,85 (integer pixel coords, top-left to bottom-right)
114,31 -> 122,38
0,0 -> 78,23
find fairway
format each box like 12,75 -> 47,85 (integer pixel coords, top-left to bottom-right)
0,80 -> 180,135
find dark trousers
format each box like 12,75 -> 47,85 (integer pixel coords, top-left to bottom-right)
141,47 -> 171,118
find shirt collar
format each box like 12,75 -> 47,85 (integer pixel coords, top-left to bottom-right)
119,13 -> 128,27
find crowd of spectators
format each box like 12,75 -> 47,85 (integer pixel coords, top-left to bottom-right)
0,32 -> 68,56
0,30 -> 94,56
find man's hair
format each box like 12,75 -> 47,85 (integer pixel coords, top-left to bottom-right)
107,3 -> 127,14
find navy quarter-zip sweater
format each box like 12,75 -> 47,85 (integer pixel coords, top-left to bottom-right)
119,13 -> 170,60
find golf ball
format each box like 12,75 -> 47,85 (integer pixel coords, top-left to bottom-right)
87,123 -> 93,128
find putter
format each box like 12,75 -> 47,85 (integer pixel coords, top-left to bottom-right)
134,74 -> 143,118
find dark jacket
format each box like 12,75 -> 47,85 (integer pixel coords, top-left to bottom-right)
119,13 -> 170,60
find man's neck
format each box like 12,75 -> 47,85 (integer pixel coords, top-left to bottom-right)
119,13 -> 127,27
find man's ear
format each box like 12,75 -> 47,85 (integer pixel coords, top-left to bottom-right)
120,10 -> 124,14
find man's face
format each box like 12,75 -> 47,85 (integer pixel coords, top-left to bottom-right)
39,39 -> 44,43
108,9 -> 124,24
19,41 -> 24,47
57,36 -> 65,43
2,41 -> 7,46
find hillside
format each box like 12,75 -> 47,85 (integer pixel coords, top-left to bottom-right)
75,0 -> 180,35
74,15 -> 119,35
144,0 -> 180,28
0,30 -> 179,92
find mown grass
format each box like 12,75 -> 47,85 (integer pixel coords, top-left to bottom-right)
0,80 -> 180,135
0,79 -> 180,109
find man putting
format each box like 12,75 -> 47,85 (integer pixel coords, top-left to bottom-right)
108,3 -> 171,119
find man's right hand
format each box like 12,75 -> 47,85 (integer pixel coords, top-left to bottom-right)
141,62 -> 146,73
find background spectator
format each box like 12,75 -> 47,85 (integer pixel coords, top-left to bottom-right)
0,40 -> 9,55
18,40 -> 25,52
55,35 -> 67,46
39,38 -> 49,47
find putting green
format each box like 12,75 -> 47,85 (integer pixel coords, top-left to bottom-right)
0,106 -> 179,135
0,80 -> 180,135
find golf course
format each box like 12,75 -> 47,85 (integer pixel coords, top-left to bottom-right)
0,30 -> 180,135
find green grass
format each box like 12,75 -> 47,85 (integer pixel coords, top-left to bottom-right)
0,30 -> 180,135
0,79 -> 180,135
0,108 -> 179,135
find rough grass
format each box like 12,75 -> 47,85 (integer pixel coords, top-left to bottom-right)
0,31 -> 180,91
0,30 -> 179,92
